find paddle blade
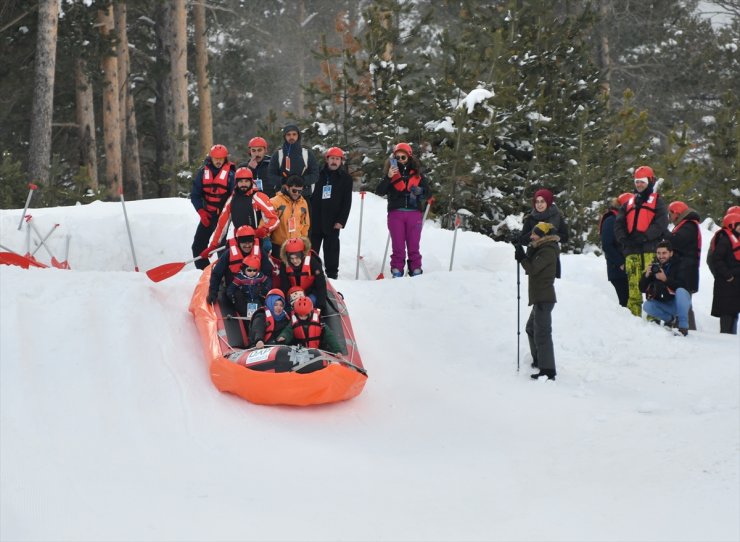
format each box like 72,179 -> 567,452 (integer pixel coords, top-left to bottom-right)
52,257 -> 70,270
0,252 -> 48,269
145,261 -> 187,282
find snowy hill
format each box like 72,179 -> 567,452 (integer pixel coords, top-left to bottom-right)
0,194 -> 738,542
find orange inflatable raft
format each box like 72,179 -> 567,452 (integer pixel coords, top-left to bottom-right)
189,266 -> 367,406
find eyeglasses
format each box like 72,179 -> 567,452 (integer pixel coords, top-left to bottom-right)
289,188 -> 302,194
394,155 -> 409,161
238,237 -> 255,244
245,267 -> 258,273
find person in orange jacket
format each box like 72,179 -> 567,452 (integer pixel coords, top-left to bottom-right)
268,175 -> 311,260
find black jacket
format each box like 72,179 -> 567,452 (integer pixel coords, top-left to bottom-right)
376,156 -> 432,212
614,187 -> 669,256
668,210 -> 701,293
638,254 -> 686,302
519,204 -> 569,245
267,132 -> 319,197
599,210 -> 627,281
708,230 -> 740,316
310,166 -> 353,235
237,157 -> 276,197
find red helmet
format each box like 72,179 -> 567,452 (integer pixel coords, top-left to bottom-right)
292,296 -> 314,317
266,288 -> 285,299
393,142 -> 413,156
668,201 -> 688,215
284,238 -> 305,254
618,193 -> 632,206
325,147 -> 344,159
235,167 -> 253,180
235,225 -> 256,241
242,254 -> 261,270
248,137 -> 268,149
287,286 -> 305,300
722,211 -> 740,229
210,144 -> 228,159
633,165 -> 654,182
727,206 -> 740,215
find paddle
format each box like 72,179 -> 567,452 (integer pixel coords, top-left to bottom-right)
0,244 -> 48,269
145,256 -> 203,282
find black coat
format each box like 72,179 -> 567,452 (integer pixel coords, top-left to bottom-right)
707,230 -> 740,316
519,204 -> 569,245
267,135 -> 319,197
376,156 -> 432,212
614,188 -> 669,256
638,254 -> 687,301
310,166 -> 353,235
599,211 -> 627,281
668,210 -> 701,293
237,157 -> 276,197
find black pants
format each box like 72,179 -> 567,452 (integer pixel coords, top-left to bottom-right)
610,277 -> 629,307
191,219 -> 217,270
311,228 -> 341,279
719,314 -> 738,334
525,302 -> 556,373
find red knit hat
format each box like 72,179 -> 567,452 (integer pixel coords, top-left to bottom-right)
533,189 -> 553,208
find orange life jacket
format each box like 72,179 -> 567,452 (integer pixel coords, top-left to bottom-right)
625,193 -> 659,234
227,238 -> 262,274
291,310 -> 322,349
286,256 -> 315,291
202,162 -> 233,213
262,309 -> 276,341
390,169 -> 422,192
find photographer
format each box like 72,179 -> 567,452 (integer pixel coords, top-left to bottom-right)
639,240 -> 691,336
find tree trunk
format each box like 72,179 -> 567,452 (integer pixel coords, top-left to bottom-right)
598,0 -> 612,106
115,1 -> 143,200
28,0 -> 60,186
74,58 -> 98,192
296,0 -> 306,118
170,0 -> 189,165
193,0 -> 213,157
98,5 -> 122,199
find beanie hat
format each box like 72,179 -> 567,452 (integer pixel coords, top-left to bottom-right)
283,124 -> 300,136
532,222 -> 554,237
533,189 -> 554,208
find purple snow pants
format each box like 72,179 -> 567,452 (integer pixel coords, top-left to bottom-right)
388,209 -> 423,273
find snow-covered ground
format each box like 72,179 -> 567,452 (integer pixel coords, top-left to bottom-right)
1,194 -> 738,542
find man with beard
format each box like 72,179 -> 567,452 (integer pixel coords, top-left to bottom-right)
237,136 -> 276,197
203,167 -> 279,262
310,147 -> 353,280
267,124 -> 319,200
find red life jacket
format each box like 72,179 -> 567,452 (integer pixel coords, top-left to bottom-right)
291,310 -> 322,349
202,162 -> 233,213
262,309 -> 276,341
390,168 -> 422,192
673,218 -> 702,252
286,256 -> 315,291
227,238 -> 262,274
711,228 -> 740,261
625,193 -> 659,234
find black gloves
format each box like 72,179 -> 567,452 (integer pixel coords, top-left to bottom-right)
206,291 -> 217,305
514,244 -> 526,262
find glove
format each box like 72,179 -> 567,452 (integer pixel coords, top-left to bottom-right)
514,244 -> 526,262
255,226 -> 270,239
206,291 -> 217,305
197,208 -> 211,227
200,246 -> 215,259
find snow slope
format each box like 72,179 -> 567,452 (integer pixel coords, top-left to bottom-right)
1,194 -> 738,542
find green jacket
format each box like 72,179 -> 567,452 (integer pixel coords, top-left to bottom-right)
520,235 -> 560,305
276,318 -> 342,354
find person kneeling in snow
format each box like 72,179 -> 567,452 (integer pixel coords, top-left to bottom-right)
226,254 -> 271,320
515,222 -> 559,381
277,296 -> 341,354
639,240 -> 691,336
249,289 -> 290,349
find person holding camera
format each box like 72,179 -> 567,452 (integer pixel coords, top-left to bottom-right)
514,222 -> 560,380
639,240 -> 691,336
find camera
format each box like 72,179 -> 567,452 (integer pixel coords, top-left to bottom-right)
650,261 -> 661,275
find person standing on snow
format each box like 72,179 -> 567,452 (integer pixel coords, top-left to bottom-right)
237,136 -> 276,197
376,142 -> 432,278
267,124 -> 319,200
614,165 -> 669,317
514,222 -> 560,381
599,193 -> 631,307
667,200 -> 702,330
518,187 -> 569,278
707,209 -> 740,334
190,144 -> 235,270
310,147 -> 353,280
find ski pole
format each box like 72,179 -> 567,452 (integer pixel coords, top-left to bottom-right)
17,183 -> 38,230
516,260 -> 521,373
355,191 -> 366,280
24,216 -> 32,256
30,224 -> 59,258
376,233 -> 390,279
449,213 -> 461,271
120,189 -> 139,272
28,219 -> 59,260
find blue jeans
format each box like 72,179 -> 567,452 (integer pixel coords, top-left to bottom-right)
642,288 -> 691,328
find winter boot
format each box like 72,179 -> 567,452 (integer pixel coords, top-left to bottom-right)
530,369 -> 556,381
391,268 -> 404,278
678,328 -> 689,336
410,268 -> 423,276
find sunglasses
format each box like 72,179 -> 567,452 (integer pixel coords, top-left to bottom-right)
238,236 -> 255,244
394,155 -> 409,161
289,188 -> 302,194
245,267 -> 259,273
